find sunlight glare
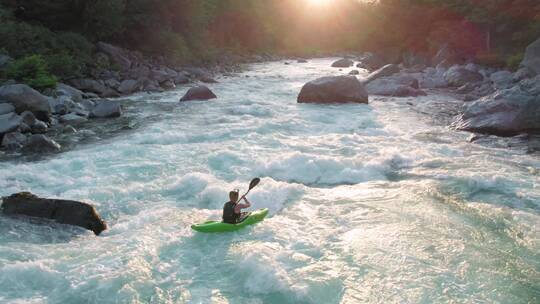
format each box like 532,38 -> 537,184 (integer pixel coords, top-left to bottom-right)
307,0 -> 332,7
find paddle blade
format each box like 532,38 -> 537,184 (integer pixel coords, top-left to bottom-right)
248,178 -> 261,190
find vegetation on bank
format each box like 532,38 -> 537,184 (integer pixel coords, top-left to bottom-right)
0,0 -> 539,89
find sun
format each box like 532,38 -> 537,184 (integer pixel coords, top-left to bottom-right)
307,0 -> 332,6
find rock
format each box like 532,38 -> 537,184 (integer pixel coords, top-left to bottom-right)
118,79 -> 141,95
180,86 -> 217,102
62,125 -> 77,134
297,59 -> 308,63
80,99 -> 95,111
20,111 -> 36,127
419,68 -> 448,88
82,92 -> 99,99
521,37 -> 540,75
0,112 -> 22,135
60,113 -> 88,124
184,67 -> 213,81
455,86 -> 540,135
1,131 -> 26,150
0,84 -> 51,121
200,76 -> 218,83
174,74 -> 190,85
365,77 -> 426,97
456,83 -> 478,94
1,192 -> 107,235
143,81 -> 162,92
55,83 -> 84,103
489,70 -> 514,89
402,52 -> 428,67
0,103 -> 15,115
151,69 -> 173,83
513,67 -> 534,82
128,66 -> 151,80
161,80 -> 176,90
96,42 -> 132,70
104,78 -> 121,90
364,64 -> 400,83
90,101 -> 122,118
356,53 -> 384,71
297,76 -> 368,104
31,120 -> 48,134
331,58 -> 354,68
444,66 -> 483,87
23,134 -> 61,152
19,123 -> 30,133
349,70 -> 360,75
69,79 -> 119,98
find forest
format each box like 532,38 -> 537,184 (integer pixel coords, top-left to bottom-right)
1,0 -> 539,84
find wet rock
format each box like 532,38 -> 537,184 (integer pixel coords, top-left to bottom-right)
200,76 -> 218,83
90,101 -> 122,118
366,77 -> 426,97
23,134 -> 61,152
49,96 -> 76,115
174,74 -> 190,85
0,84 -> 51,121
62,125 -> 78,134
104,78 -> 121,90
31,120 -> 48,134
444,66 -> 483,87
55,83 -> 84,103
513,67 -> 534,82
349,70 -> 360,75
364,64 -> 400,83
1,131 -> 26,150
0,103 -> 15,115
180,86 -> 217,102
297,59 -> 308,63
118,79 -> 141,95
297,76 -> 368,104
521,37 -> 540,75
490,70 -> 514,89
356,53 -> 384,71
0,112 -> 22,135
455,86 -> 540,135
69,79 -> 119,98
331,58 -> 354,68
1,192 -> 107,235
161,80 -> 176,90
20,111 -> 36,127
60,113 -> 87,124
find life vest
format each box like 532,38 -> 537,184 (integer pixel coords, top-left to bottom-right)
222,201 -> 240,224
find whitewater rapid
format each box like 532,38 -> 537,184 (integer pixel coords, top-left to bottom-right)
0,59 -> 538,303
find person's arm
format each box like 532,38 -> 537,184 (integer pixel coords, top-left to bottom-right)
234,197 -> 251,214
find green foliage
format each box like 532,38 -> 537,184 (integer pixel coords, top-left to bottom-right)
6,55 -> 57,90
506,52 -> 524,70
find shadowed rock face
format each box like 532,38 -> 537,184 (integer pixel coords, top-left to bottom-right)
297,76 -> 368,104
2,192 -> 107,235
521,37 -> 540,75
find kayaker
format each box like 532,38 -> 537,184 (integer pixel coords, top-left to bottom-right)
222,189 -> 252,224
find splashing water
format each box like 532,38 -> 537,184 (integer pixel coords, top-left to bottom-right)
0,59 -> 538,303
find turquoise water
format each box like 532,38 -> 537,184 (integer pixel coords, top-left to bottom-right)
0,59 -> 539,303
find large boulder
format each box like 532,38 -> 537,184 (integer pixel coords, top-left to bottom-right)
96,42 -> 132,70
455,86 -> 540,135
2,192 -> 107,235
180,86 -> 217,102
357,53 -> 384,71
0,103 -> 15,115
69,79 -> 119,98
55,83 -> 84,103
1,131 -> 26,150
444,66 -> 483,87
489,70 -> 514,89
90,101 -> 122,118
23,134 -> 61,152
365,76 -> 426,97
297,76 -> 368,104
331,58 -> 354,68
0,112 -> 22,135
521,37 -> 540,75
364,64 -> 400,83
0,84 -> 51,121
118,79 -> 141,95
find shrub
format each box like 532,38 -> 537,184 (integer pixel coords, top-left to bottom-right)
6,55 -> 57,90
506,52 -> 524,71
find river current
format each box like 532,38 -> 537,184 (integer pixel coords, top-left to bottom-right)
0,59 -> 538,303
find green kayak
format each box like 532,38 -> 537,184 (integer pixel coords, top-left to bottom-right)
191,208 -> 269,233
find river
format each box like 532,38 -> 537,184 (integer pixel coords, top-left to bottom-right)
0,59 -> 538,303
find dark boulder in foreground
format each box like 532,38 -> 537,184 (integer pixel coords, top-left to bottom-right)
331,58 -> 354,68
2,192 -> 107,235
297,76 -> 368,104
180,85 -> 217,101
